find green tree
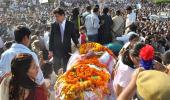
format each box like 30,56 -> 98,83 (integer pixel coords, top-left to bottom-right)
153,0 -> 170,4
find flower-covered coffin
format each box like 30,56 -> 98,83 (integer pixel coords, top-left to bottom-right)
55,43 -> 117,100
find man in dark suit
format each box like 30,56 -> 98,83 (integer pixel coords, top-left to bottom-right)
49,8 -> 79,74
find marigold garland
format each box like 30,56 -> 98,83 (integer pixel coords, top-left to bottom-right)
55,64 -> 110,100
54,42 -> 115,100
76,57 -> 107,68
79,42 -> 116,58
65,64 -> 110,85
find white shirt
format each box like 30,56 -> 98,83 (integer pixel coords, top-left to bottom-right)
59,19 -> 66,42
126,11 -> 136,27
82,11 -> 90,18
116,31 -> 138,44
85,13 -> 100,36
0,43 -> 44,85
113,58 -> 134,89
60,19 -> 66,32
44,31 -> 50,50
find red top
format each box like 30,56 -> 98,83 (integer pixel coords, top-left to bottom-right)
26,86 -> 48,100
80,33 -> 86,44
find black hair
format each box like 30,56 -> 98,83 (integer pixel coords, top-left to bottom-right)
93,7 -> 99,13
129,34 -> 139,41
122,42 -> 146,69
35,30 -> 41,36
103,7 -> 109,15
116,10 -> 121,16
126,6 -> 132,11
163,50 -> 170,65
129,23 -> 137,32
95,5 -> 99,9
53,8 -> 65,16
72,7 -> 79,17
86,5 -> 91,11
41,62 -> 53,79
154,55 -> 162,63
10,53 -> 37,100
80,26 -> 86,31
158,37 -> 166,47
14,25 -> 31,43
141,32 -> 146,37
122,50 -> 135,69
130,42 -> 146,57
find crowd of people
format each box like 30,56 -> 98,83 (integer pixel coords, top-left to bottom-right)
0,0 -> 170,100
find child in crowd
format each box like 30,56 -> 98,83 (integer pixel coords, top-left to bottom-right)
79,26 -> 87,45
41,62 -> 55,100
41,62 -> 53,80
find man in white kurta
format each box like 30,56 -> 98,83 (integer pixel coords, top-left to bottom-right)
112,10 -> 125,37
125,6 -> 136,34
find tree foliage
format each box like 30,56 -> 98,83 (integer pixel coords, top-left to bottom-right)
153,0 -> 170,4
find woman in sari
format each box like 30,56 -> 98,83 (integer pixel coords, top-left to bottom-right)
8,53 -> 48,100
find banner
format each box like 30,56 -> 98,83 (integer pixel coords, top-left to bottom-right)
39,0 -> 48,4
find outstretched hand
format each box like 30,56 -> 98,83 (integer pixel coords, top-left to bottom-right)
132,67 -> 145,80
